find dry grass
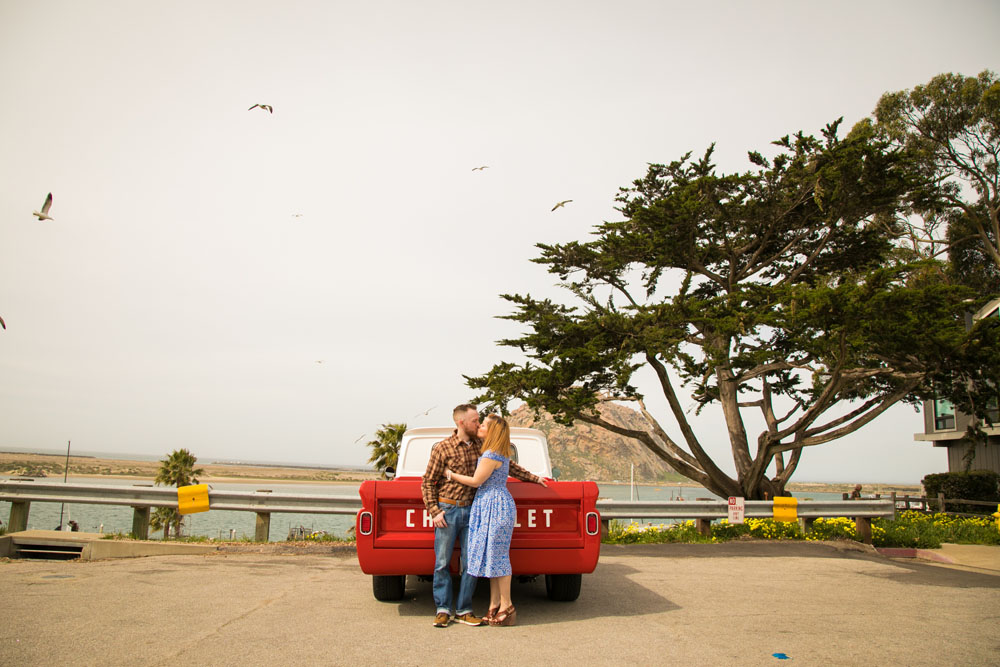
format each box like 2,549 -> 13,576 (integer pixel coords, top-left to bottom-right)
0,452 -> 380,484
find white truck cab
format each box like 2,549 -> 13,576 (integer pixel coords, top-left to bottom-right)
393,426 -> 553,478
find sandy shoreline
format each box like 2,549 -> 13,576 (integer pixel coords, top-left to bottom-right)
0,452 -> 380,484
0,451 -> 922,493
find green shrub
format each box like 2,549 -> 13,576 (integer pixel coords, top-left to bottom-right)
601,512 -> 1000,547
922,471 -> 1000,514
805,517 -> 859,542
603,520 -> 710,544
286,531 -> 355,544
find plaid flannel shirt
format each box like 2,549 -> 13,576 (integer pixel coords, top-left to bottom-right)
421,429 -> 541,518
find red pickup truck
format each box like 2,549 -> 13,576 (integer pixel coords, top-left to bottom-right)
356,427 -> 601,602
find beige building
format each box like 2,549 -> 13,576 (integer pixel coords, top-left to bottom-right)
913,298 -> 1000,474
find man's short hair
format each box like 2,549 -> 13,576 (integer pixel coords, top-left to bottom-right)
453,403 -> 478,420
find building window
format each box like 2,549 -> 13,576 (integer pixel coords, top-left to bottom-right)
934,398 -> 956,431
987,396 -> 999,426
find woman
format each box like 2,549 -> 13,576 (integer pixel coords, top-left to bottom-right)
446,415 -> 544,626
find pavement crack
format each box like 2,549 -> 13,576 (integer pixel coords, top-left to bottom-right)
154,588 -> 293,665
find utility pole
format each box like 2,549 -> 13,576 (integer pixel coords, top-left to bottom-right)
58,440 -> 71,529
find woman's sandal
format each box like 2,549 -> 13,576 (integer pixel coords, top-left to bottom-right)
490,605 -> 516,626
483,606 -> 500,623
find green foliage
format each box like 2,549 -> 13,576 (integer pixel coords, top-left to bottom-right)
286,531 -> 355,544
155,449 -> 204,487
604,520 -> 710,544
928,314 -> 1000,430
366,423 -> 407,477
922,470 -> 1000,514
871,512 -> 943,548
874,69 -> 1000,294
149,507 -> 178,539
153,449 -> 204,538
805,517 -> 859,542
712,518 -> 804,541
469,114 -> 977,500
602,512 -> 1000,547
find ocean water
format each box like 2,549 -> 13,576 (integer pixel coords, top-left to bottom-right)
0,477 -> 848,542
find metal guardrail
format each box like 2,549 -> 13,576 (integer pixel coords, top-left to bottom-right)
2,480 -> 895,543
596,499 -> 895,520
0,480 -> 361,513
0,480 -> 363,541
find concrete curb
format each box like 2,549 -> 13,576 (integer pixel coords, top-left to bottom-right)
0,530 -> 218,560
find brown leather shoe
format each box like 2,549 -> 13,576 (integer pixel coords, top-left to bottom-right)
454,612 -> 486,626
433,612 -> 451,627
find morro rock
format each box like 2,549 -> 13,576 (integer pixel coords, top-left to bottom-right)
507,402 -> 679,482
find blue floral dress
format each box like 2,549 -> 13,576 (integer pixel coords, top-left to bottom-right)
466,450 -> 515,578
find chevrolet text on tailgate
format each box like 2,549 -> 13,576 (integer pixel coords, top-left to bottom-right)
356,427 -> 601,602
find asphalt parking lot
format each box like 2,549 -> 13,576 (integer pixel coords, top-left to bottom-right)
1,541 -> 997,666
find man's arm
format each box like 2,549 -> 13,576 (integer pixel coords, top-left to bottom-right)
508,460 -> 547,486
421,443 -> 447,518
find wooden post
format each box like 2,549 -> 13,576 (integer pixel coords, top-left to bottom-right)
600,518 -> 609,540
842,493 -> 849,500
938,492 -> 947,513
255,512 -> 271,542
855,516 -> 872,545
9,501 -> 30,532
695,518 -> 711,537
890,492 -> 897,520
131,507 -> 150,539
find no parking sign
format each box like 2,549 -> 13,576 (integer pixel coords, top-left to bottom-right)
728,496 -> 745,524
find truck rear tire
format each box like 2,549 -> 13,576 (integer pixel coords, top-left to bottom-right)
372,575 -> 405,601
544,574 -> 581,601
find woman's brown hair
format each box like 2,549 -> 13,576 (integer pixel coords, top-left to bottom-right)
481,414 -> 511,459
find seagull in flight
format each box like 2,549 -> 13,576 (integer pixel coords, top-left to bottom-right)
354,434 -> 367,444
0,315 -> 5,330
471,166 -> 489,171
413,405 -> 436,417
551,199 -> 572,211
292,213 -> 304,218
33,193 -> 54,220
248,104 -> 273,113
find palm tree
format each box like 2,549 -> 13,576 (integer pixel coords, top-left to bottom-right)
154,449 -> 204,538
149,507 -> 174,540
367,423 -> 407,478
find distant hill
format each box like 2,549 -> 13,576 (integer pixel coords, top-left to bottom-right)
507,402 -> 685,483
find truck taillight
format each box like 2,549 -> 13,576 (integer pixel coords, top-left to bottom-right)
359,511 -> 373,535
585,512 -> 599,535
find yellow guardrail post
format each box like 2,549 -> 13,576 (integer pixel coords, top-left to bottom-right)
772,496 -> 797,522
177,484 -> 210,515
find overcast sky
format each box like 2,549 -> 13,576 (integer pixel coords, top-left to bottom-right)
1,1 -> 997,483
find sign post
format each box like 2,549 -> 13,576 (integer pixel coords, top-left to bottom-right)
727,496 -> 745,524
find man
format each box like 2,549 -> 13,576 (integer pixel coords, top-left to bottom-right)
421,403 -> 546,628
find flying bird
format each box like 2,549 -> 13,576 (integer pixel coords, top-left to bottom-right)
354,434 -> 367,444
551,199 -> 572,211
413,405 -> 436,418
248,104 -> 273,113
33,193 -> 54,220
0,315 -> 5,330
292,213 -> 304,218
471,166 -> 489,171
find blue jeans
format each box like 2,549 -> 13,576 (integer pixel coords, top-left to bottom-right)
432,503 -> 478,615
